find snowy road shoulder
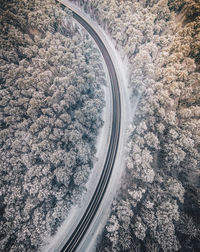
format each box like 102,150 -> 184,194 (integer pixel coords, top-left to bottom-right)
42,2 -> 112,252
43,0 -> 138,251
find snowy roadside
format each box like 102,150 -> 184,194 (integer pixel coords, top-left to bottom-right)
43,0 -> 139,251
42,4 -> 113,252
74,9 -> 139,252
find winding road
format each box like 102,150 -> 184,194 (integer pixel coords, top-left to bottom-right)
58,1 -> 121,251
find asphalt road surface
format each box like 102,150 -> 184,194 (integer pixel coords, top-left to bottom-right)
59,5 -> 121,252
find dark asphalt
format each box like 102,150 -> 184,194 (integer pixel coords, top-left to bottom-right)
60,10 -> 121,252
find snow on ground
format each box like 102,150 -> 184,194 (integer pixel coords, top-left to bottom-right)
43,1 -> 139,251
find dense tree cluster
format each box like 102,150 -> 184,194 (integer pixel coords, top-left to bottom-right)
72,0 -> 200,251
0,0 -> 106,250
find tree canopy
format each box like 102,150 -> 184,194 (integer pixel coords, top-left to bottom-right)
0,0 -> 106,250
72,0 -> 200,251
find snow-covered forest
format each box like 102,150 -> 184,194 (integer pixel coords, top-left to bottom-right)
1,0 -> 200,251
72,0 -> 200,251
0,0 -> 106,250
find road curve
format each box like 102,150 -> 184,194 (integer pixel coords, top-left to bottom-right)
58,3 -> 121,252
